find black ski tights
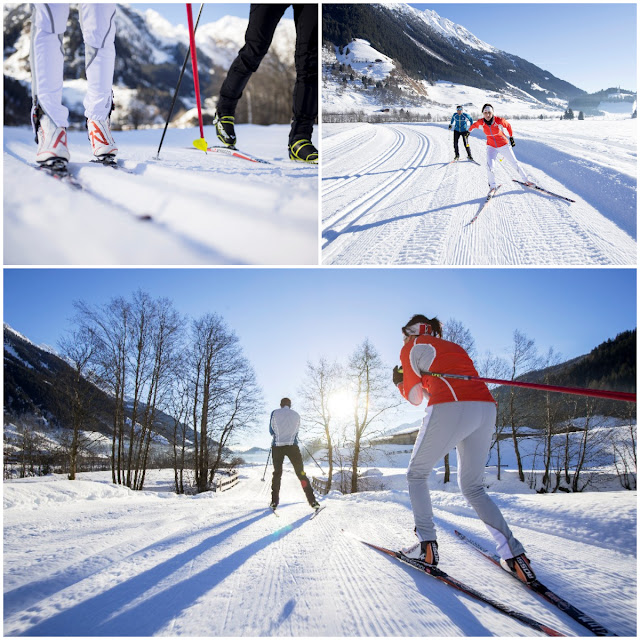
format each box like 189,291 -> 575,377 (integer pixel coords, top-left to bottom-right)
217,4 -> 317,143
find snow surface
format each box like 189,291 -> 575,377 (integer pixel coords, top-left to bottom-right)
321,119 -> 636,265
3,125 -> 318,265
3,465 -> 636,636
334,40 -> 395,81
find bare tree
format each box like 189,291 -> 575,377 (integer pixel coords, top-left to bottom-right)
538,347 -> 563,492
613,403 -> 637,490
347,339 -> 399,494
58,327 -> 96,480
477,351 -> 510,479
299,358 -> 342,491
505,330 -> 539,482
189,313 -> 261,493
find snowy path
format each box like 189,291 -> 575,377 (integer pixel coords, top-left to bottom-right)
3,467 -> 636,636
3,125 -> 318,265
321,122 -> 636,265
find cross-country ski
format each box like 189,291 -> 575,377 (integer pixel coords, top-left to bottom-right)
453,529 -> 617,637
352,537 -> 565,637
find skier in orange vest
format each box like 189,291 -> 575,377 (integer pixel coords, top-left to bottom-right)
392,314 -> 536,584
469,104 -> 532,192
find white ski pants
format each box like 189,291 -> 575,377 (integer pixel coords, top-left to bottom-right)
485,144 -> 529,189
407,401 -> 526,560
30,3 -> 117,127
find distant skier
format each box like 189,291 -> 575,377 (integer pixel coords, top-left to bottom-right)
392,315 -> 536,584
269,398 -> 321,512
30,4 -> 118,166
468,104 -> 532,191
212,4 -> 317,164
448,105 -> 474,161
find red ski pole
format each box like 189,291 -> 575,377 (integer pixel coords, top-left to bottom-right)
423,372 -> 636,403
186,3 -> 207,152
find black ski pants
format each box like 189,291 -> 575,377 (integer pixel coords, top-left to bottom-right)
217,4 -> 318,143
453,130 -> 472,157
271,444 -> 316,506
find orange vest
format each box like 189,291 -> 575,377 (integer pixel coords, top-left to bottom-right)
398,335 -> 495,406
469,116 -> 513,148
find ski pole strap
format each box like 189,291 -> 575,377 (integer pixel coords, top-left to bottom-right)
424,372 -> 636,403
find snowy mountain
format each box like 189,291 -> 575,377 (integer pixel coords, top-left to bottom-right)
3,323 -> 190,446
3,3 -> 296,127
323,3 -> 587,117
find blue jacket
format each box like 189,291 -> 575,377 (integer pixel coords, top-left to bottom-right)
450,112 -> 473,132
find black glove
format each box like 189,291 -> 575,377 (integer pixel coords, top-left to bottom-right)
509,136 -> 516,147
393,365 -> 404,386
448,125 -> 452,130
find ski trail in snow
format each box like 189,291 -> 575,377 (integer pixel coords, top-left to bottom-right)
4,125 -> 318,265
321,122 -> 636,265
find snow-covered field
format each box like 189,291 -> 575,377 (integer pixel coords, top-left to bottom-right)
3,462 -> 636,636
321,119 -> 636,265
3,125 -> 318,265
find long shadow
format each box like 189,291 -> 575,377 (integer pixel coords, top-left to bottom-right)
4,509 -> 263,618
20,511 -> 310,637
515,139 -> 636,238
322,197 -> 478,246
372,551 -> 494,635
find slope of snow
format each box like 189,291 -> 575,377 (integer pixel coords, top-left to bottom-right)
335,39 -> 395,81
321,119 -> 636,265
3,466 -> 636,636
3,125 -> 318,265
416,8 -> 496,53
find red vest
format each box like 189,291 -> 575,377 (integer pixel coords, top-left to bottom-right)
398,335 -> 495,406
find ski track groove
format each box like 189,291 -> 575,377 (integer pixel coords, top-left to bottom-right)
321,122 -> 636,265
323,125 -> 432,264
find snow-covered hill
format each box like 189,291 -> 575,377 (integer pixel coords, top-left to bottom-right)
322,3 -> 589,117
3,465 -> 636,636
321,118 -> 636,265
3,4 -> 295,126
3,125 -> 318,265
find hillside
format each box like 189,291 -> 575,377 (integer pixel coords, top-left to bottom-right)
323,3 -> 585,116
3,324 -> 190,446
3,3 -> 295,127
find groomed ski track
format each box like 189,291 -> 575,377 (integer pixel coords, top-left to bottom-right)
4,466 -> 635,636
3,126 -> 318,265
321,122 -> 636,265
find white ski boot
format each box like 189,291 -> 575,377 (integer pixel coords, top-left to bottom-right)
87,117 -> 118,159
35,111 -> 70,164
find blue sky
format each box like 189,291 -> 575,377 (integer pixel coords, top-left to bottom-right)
413,4 -> 637,93
4,268 -> 636,449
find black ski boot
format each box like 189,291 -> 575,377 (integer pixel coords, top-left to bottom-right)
214,112 -> 236,148
289,138 -> 318,164
500,554 -> 536,584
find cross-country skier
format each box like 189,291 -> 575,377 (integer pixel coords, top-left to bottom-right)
269,398 -> 321,512
392,315 -> 536,584
468,104 -> 532,191
448,105 -> 474,161
30,4 -> 118,166
213,4 -> 318,164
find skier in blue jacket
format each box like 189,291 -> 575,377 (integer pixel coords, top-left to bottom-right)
448,106 -> 474,161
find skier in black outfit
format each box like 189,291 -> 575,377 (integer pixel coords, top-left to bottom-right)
269,398 -> 320,511
214,4 -> 318,164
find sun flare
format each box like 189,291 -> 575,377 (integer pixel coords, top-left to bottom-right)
328,389 -> 355,420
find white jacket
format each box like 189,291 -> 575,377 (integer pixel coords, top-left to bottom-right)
270,406 -> 300,446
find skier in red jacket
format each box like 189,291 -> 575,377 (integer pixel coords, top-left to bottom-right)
469,104 -> 532,191
392,314 -> 536,584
